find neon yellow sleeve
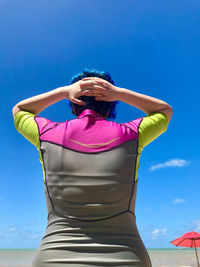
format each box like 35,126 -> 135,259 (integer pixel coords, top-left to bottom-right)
13,110 -> 40,148
138,112 -> 169,149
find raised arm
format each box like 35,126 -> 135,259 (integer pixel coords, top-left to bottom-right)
12,80 -> 107,118
12,87 -> 65,118
116,88 -> 173,122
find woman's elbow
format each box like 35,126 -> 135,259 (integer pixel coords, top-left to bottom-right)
12,106 -> 21,118
165,105 -> 173,122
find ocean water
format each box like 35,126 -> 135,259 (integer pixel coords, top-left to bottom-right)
0,248 -> 199,267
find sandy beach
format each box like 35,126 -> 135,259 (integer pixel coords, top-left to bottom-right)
149,249 -> 199,267
0,249 -> 199,267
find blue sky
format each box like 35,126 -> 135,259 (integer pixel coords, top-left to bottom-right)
1,0 -> 200,249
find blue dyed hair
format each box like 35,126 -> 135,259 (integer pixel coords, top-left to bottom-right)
68,67 -> 118,119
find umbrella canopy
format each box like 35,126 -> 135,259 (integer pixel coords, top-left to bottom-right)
170,231 -> 200,267
171,231 -> 200,247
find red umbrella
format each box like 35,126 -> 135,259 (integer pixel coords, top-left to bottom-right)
170,231 -> 200,267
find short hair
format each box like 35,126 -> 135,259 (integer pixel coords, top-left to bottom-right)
67,67 -> 118,119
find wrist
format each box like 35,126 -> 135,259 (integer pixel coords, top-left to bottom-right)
115,87 -> 126,101
58,86 -> 69,99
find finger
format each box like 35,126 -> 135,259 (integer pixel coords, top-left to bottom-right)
80,80 -> 98,86
79,81 -> 95,88
81,89 -> 107,96
82,77 -> 92,81
80,78 -> 107,86
81,91 -> 104,97
82,77 -> 98,80
82,77 -> 106,84
81,78 -> 97,83
81,89 -> 90,94
80,84 -> 107,92
95,95 -> 108,101
92,85 -> 107,92
71,98 -> 86,105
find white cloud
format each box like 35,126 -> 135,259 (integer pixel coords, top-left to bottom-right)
172,198 -> 186,204
151,228 -> 167,239
150,158 -> 191,171
9,226 -> 17,232
0,225 -> 43,241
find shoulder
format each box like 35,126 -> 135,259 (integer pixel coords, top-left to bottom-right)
13,110 -> 63,147
138,111 -> 170,148
139,112 -> 169,132
120,117 -> 143,134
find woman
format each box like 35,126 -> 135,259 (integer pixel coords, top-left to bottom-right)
12,68 -> 173,267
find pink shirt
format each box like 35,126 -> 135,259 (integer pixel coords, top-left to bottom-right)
35,109 -> 143,153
